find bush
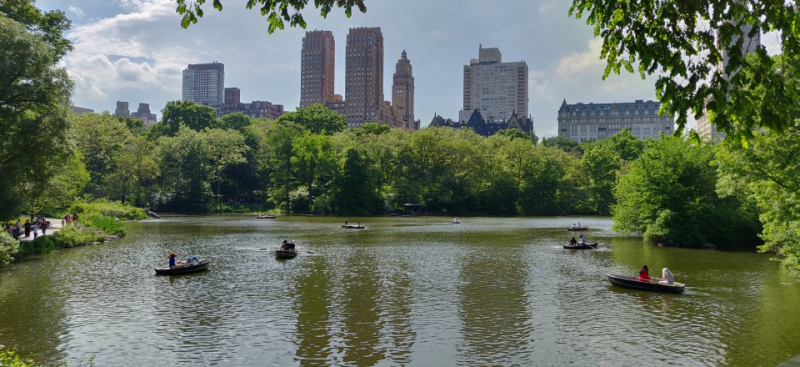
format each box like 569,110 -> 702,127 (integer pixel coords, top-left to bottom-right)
49,225 -> 104,249
0,348 -> 37,367
82,214 -> 126,236
0,232 -> 19,264
69,200 -> 148,221
19,236 -> 56,257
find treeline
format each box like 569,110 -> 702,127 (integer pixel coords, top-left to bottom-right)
62,102 -> 650,217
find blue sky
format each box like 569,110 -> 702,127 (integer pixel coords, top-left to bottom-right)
38,0 -> 667,136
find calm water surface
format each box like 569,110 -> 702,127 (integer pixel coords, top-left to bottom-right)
1,216 -> 799,366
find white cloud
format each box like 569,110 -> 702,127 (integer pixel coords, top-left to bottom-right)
68,6 -> 85,18
556,38 -> 604,75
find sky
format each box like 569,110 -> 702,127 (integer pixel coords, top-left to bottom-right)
38,0 -> 669,137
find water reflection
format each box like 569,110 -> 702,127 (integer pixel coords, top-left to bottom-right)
339,248 -> 383,366
457,246 -> 532,365
292,255 -> 333,365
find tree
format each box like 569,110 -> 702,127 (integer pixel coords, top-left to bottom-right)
174,0 -> 366,33
103,136 -> 159,206
73,113 -> 133,192
20,153 -> 89,216
276,103 -> 346,135
266,122 -> 304,213
613,136 -> 758,247
293,133 -> 337,210
0,4 -> 73,220
579,145 -> 619,215
156,128 -> 214,212
541,136 -> 582,153
569,0 -> 799,143
204,128 -> 249,212
219,112 -> 252,132
332,148 -> 382,215
152,100 -> 218,138
354,122 -> 391,137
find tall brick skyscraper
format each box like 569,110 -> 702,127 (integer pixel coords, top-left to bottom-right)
345,27 -> 384,127
392,50 -> 415,129
300,30 -> 335,108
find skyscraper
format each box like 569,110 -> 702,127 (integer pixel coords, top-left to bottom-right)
182,62 -> 225,106
460,45 -> 528,124
300,30 -> 336,108
345,27 -> 385,127
114,101 -> 130,117
392,50 -> 415,129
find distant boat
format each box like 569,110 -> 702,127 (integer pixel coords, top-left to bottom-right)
342,224 -> 366,229
257,214 -> 276,219
154,259 -> 210,275
567,226 -> 588,231
275,249 -> 298,260
563,242 -> 598,250
453,217 -> 460,224
606,274 -> 685,293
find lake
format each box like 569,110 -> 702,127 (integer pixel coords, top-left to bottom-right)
1,215 -> 799,366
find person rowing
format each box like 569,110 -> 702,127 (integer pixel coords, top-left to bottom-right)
569,237 -> 578,246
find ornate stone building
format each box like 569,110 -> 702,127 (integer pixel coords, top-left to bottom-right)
557,99 -> 673,142
428,109 -> 533,137
392,50 -> 416,130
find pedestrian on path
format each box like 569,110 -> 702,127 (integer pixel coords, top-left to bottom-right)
31,221 -> 38,239
24,220 -> 31,237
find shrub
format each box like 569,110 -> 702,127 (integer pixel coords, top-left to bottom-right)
0,348 -> 37,367
0,232 -> 19,264
19,236 -> 56,257
69,200 -> 148,221
82,214 -> 126,236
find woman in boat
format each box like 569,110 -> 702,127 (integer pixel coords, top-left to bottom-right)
638,265 -> 651,282
569,237 -> 578,246
660,268 -> 674,284
579,234 -> 585,244
280,240 -> 295,250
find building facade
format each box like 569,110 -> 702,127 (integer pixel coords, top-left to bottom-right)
345,27 -> 383,127
429,109 -> 533,137
182,62 -> 225,105
392,50 -> 416,129
225,87 -> 241,106
114,101 -> 129,116
215,100 -> 285,120
130,103 -> 157,125
300,30 -> 336,108
461,45 -> 528,124
557,99 -> 673,142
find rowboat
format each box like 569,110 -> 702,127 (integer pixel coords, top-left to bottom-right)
275,249 -> 298,259
342,224 -> 366,229
563,242 -> 598,249
257,214 -> 276,219
453,218 -> 461,224
606,274 -> 685,293
567,226 -> 588,231
154,259 -> 210,275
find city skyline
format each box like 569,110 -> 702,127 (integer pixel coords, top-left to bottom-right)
43,0 -> 700,137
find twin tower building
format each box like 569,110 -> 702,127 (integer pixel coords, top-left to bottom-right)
300,28 -> 418,130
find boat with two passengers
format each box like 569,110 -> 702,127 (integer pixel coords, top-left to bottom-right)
563,242 -> 598,249
606,274 -> 685,293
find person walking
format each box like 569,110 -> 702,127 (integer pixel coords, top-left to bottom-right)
24,220 -> 31,238
31,221 -> 38,239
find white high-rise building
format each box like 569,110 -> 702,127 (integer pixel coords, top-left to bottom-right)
182,62 -> 225,106
460,45 -> 528,123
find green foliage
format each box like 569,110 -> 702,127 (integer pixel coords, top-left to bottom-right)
72,113 -> 133,190
332,148 -> 383,215
0,347 -> 38,367
354,122 -> 391,137
613,136 -> 760,248
174,0 -> 367,33
276,104 -> 346,135
0,6 -> 74,220
69,200 -> 148,220
569,0 -> 799,143
151,100 -> 218,138
0,232 -> 20,264
82,214 -> 126,236
541,136 -> 583,153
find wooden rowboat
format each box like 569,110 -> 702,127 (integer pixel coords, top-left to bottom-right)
154,259 -> 210,275
563,242 -> 598,249
275,249 -> 297,259
606,274 -> 685,293
342,224 -> 366,229
567,226 -> 589,231
257,214 -> 276,219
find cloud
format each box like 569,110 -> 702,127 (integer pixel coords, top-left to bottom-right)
68,6 -> 85,19
556,38 -> 604,75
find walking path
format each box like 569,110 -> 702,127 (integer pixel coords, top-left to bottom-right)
16,215 -> 64,242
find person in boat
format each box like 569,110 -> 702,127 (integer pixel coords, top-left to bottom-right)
579,234 -> 586,244
169,251 -> 188,268
280,240 -> 296,251
572,223 -> 577,229
638,265 -> 651,282
569,237 -> 578,246
345,221 -> 349,226
660,268 -> 674,284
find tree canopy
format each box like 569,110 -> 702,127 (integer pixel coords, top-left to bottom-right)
569,0 -> 799,144
174,0 -> 367,33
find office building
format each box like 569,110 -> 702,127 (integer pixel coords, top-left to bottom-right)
300,30 -> 336,108
130,103 -> 157,125
215,100 -> 285,120
225,87 -> 241,106
557,99 -> 673,142
392,50 -> 416,129
345,27 -> 403,128
182,62 -> 225,105
460,45 -> 528,124
114,101 -> 129,117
